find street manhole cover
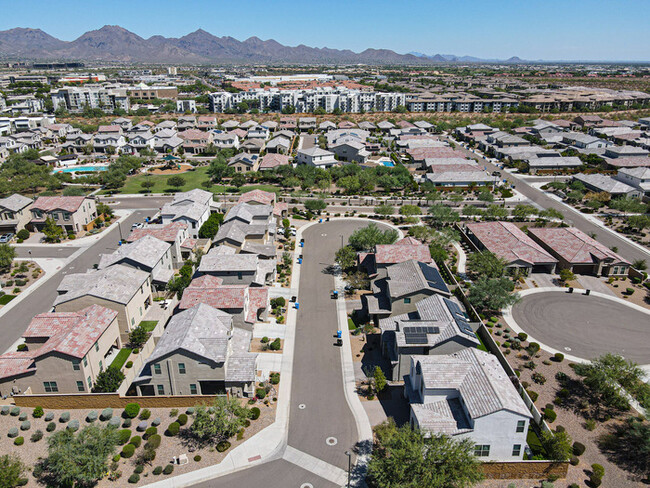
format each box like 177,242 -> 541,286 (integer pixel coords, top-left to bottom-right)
301,484 -> 314,488
326,436 -> 338,446
564,347 -> 572,351
298,404 -> 306,410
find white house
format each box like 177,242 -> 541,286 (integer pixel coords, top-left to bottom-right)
407,348 -> 532,461
296,147 -> 338,168
161,189 -> 213,238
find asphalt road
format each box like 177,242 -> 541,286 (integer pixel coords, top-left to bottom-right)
0,211 -> 151,349
193,219 -> 387,487
97,195 -> 171,210
512,292 -> 650,364
15,247 -> 79,259
449,137 -> 650,263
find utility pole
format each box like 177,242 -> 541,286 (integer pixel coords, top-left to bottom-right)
345,450 -> 352,488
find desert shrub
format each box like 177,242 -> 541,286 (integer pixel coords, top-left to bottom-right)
122,419 -> 132,428
153,466 -> 163,475
144,426 -> 157,439
186,407 -> 195,415
10,407 -> 20,416
527,390 -> 539,402
46,422 -> 56,432
544,408 -> 557,423
86,411 -> 98,423
130,435 -> 142,448
249,407 -> 260,420
100,408 -> 113,421
261,336 -> 269,344
532,372 -> 547,384
32,406 -> 44,418
31,429 -> 43,442
126,361 -> 133,368
591,464 -> 604,478
572,442 -> 585,456
169,409 -> 178,417
166,422 -> 180,436
554,352 -> 564,362
118,429 -> 132,445
194,455 -> 202,462
67,419 -> 79,431
136,420 -> 148,432
134,465 -> 144,474
14,436 -> 24,445
109,417 -> 121,427
59,412 -> 70,423
124,403 -> 141,419
585,419 -> 597,431
540,482 -> 554,488
256,388 -> 266,399
128,474 -> 140,484
163,464 -> 174,475
145,434 -> 161,449
0,406 -> 9,415
139,408 -> 151,420
216,441 -> 231,452
177,413 -> 188,426
151,417 -> 161,427
244,419 -> 251,427
269,338 -> 282,351
555,371 -> 569,382
8,427 -> 18,438
517,332 -> 528,341
121,444 -> 136,458
18,412 -> 27,421
20,421 -> 30,431
570,455 -> 580,466
112,454 -> 121,463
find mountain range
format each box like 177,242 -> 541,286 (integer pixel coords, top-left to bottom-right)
0,25 -> 523,65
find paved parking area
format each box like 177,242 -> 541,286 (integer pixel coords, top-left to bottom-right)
512,291 -> 650,364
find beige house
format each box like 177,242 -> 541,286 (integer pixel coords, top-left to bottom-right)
54,265 -> 153,341
30,196 -> 97,234
0,194 -> 33,233
0,305 -> 121,396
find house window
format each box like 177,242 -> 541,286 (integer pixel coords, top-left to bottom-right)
474,445 -> 490,457
190,384 -> 198,395
72,359 -> 80,371
237,272 -> 243,280
76,381 -> 85,392
153,363 -> 161,375
99,361 -> 103,372
95,342 -> 99,352
157,385 -> 165,395
87,376 -> 92,388
404,297 -> 411,304
83,356 -> 88,367
43,381 -> 58,393
178,363 -> 186,374
512,444 -> 521,457
516,420 -> 526,433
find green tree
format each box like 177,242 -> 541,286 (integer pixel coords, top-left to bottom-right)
91,366 -> 125,393
632,259 -> 647,270
304,199 -> 327,214
140,180 -> 155,192
374,204 -> 395,216
335,245 -> 357,271
627,215 -> 650,232
189,397 -> 248,444
538,208 -> 564,221
348,223 -> 399,251
467,276 -> 520,313
0,244 -> 16,271
559,268 -> 576,283
512,204 -> 537,220
484,204 -> 509,220
599,416 -> 650,477
198,213 -> 224,239
167,176 -> 186,189
399,205 -> 422,217
540,430 -> 573,461
610,197 -> 646,216
367,419 -> 483,488
467,252 -> 508,279
373,366 -> 387,393
42,217 -> 65,243
231,173 -> 246,188
42,425 -> 119,487
477,190 -> 494,202
428,204 -> 460,228
129,325 -> 150,348
408,225 -> 434,243
0,454 -> 25,488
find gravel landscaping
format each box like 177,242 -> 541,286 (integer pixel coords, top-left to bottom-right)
0,398 -> 276,487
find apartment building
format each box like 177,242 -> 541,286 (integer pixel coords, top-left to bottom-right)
51,86 -> 130,113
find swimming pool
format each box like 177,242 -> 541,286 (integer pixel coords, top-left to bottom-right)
53,165 -> 109,173
380,160 -> 395,167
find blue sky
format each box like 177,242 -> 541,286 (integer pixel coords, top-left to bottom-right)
2,0 -> 649,61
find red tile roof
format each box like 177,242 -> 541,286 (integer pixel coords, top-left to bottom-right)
97,125 -> 121,133
273,202 -> 288,217
238,189 -> 276,206
374,242 -> 432,265
23,305 -> 118,359
395,236 -> 423,246
407,147 -> 463,161
0,352 -> 35,379
179,280 -> 248,309
259,153 -> 290,170
32,196 -> 87,213
466,222 -> 557,265
528,227 -> 630,266
246,287 -> 269,324
127,222 -> 187,243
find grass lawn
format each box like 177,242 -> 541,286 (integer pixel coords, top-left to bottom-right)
348,318 -> 357,331
115,167 -> 282,196
139,321 -> 158,332
111,348 -> 132,370
0,294 -> 16,305
526,426 -> 547,458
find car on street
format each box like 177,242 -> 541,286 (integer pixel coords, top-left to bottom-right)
0,233 -> 14,243
131,223 -> 144,229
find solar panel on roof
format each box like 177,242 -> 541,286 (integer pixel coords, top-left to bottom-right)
404,333 -> 428,344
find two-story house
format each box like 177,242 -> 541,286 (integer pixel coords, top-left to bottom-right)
0,194 -> 33,234
30,196 -> 97,234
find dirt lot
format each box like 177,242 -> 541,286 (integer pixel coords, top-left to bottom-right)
0,261 -> 43,306
605,276 -> 650,309
0,398 -> 276,487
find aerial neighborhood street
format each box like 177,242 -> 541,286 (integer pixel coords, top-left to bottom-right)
0,3 -> 649,488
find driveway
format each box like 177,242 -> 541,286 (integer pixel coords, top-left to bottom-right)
512,291 -> 650,364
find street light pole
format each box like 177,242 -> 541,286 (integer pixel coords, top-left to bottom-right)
117,221 -> 123,242
345,450 -> 352,488
340,234 -> 344,249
